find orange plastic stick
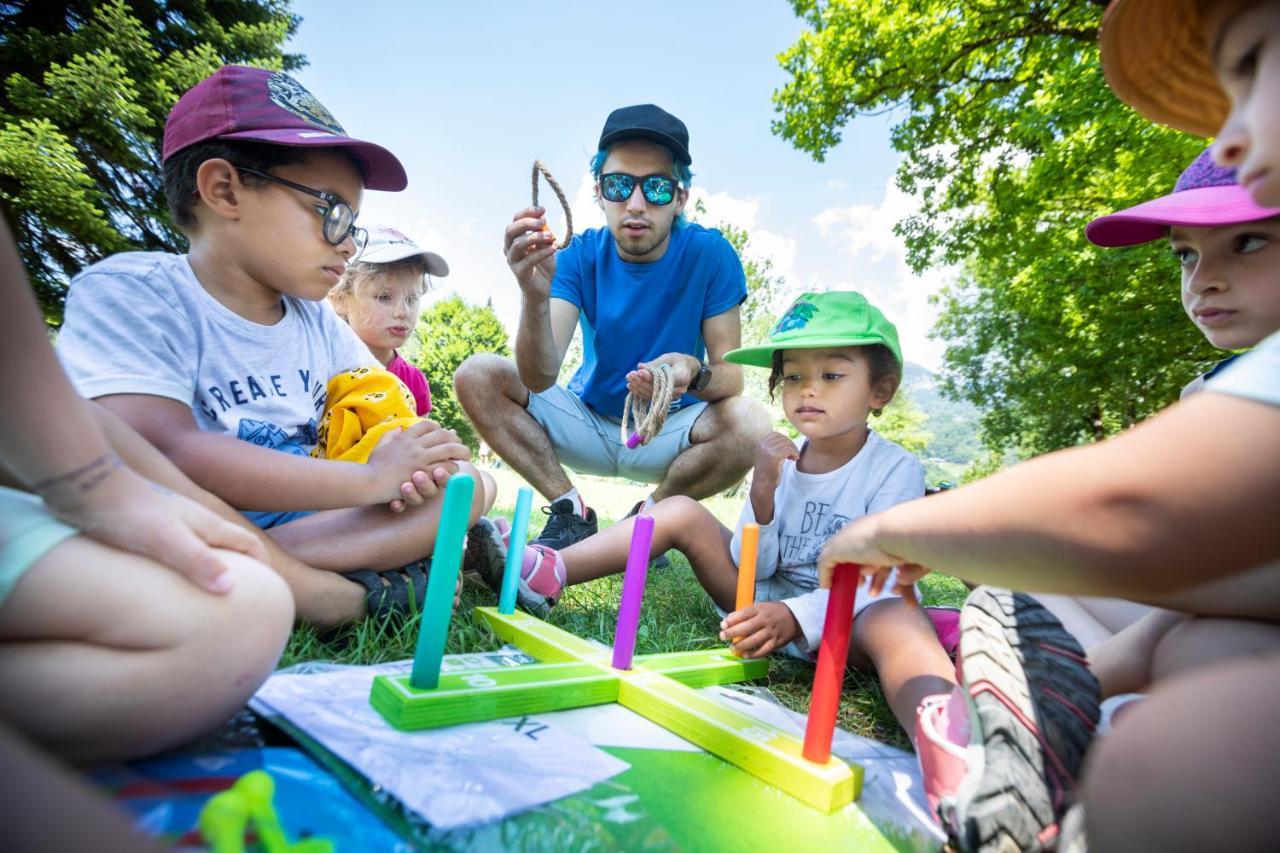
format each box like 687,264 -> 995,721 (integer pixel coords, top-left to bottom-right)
735,523 -> 759,611
802,563 -> 859,763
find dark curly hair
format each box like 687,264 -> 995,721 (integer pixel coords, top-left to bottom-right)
163,140 -> 361,230
767,344 -> 902,414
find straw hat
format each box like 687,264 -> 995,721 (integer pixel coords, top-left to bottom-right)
1100,0 -> 1230,138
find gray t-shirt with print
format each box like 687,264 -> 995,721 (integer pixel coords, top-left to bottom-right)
57,251 -> 374,457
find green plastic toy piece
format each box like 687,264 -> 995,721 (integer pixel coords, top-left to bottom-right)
198,769 -> 336,853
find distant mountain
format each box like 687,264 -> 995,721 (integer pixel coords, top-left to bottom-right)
901,362 -> 983,466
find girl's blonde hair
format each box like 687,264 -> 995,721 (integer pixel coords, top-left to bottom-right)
329,256 -> 433,322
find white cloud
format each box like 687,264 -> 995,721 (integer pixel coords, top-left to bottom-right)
812,184 -> 952,370
687,187 -> 760,231
569,171 -> 605,234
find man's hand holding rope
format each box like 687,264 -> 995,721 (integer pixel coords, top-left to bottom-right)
625,353 -> 700,400
504,205 -> 558,301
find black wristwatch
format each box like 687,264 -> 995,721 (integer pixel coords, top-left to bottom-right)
690,360 -> 712,392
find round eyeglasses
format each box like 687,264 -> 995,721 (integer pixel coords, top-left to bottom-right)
234,166 -> 368,253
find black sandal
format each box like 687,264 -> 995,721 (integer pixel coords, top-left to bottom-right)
346,559 -> 431,622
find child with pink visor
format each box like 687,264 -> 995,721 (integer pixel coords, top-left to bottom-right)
1032,148 -> 1280,692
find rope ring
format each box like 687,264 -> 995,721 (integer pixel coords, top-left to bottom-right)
621,363 -> 674,450
532,160 -> 574,250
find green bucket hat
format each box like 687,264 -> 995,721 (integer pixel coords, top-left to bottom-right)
724,291 -> 902,368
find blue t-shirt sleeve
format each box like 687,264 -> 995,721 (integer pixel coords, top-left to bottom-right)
548,237 -> 585,310
702,231 -> 748,320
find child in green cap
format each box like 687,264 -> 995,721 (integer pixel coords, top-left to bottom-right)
483,291 -> 958,742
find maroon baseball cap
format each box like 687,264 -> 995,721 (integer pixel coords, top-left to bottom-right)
162,66 -> 407,192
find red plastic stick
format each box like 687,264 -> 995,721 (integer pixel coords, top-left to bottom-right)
802,563 -> 859,763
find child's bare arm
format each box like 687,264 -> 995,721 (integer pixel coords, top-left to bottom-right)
97,394 -> 470,512
819,392 -> 1280,597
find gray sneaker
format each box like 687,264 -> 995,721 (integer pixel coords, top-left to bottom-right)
465,517 -> 509,592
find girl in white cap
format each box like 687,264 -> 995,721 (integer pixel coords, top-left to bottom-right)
329,224 -> 449,416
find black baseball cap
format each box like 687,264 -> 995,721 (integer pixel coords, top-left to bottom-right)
598,104 -> 691,166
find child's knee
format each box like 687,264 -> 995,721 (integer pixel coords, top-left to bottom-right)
654,495 -> 708,524
213,551 -> 294,647
452,461 -> 486,522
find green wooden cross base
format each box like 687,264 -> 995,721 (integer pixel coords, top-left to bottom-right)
369,607 -> 861,813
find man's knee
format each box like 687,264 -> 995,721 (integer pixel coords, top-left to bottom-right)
715,396 -> 772,442
697,397 -> 770,466
454,353 -> 520,412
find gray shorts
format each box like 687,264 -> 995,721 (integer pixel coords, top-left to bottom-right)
526,384 -> 706,484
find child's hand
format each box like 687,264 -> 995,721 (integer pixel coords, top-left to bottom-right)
719,601 -> 801,658
750,433 -> 799,524
817,517 -> 925,604
367,421 -> 468,507
753,432 -> 800,489
42,460 -> 267,595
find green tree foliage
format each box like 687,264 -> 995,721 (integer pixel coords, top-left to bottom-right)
412,296 -> 510,450
873,391 -> 931,457
773,0 -> 1219,455
0,0 -> 302,323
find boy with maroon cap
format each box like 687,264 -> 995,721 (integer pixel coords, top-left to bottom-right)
57,67 -> 488,628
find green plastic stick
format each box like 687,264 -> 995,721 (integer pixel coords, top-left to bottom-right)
199,790 -> 250,853
411,474 -> 475,689
498,487 -> 533,614
236,771 -> 289,853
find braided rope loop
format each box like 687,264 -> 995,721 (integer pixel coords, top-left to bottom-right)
531,160 -> 574,250
621,363 -> 674,449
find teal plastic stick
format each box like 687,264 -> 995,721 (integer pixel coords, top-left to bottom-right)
498,487 -> 534,614
410,474 -> 475,689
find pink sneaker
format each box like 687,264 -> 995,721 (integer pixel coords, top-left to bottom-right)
514,543 -> 565,617
914,690 -> 970,816
920,587 -> 1100,852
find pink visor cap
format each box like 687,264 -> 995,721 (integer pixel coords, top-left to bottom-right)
162,66 -> 407,192
1087,148 -> 1280,247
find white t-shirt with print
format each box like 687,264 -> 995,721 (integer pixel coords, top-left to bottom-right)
1206,329 -> 1280,407
57,252 -> 375,457
729,429 -> 926,652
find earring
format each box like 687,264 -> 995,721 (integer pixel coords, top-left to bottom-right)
871,407 -> 883,417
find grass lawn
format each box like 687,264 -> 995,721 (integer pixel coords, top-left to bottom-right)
282,466 -> 968,751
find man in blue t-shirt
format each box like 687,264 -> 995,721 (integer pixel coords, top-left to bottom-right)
456,105 -> 770,550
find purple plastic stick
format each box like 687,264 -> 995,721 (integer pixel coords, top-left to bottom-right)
626,432 -> 642,450
611,514 -> 655,670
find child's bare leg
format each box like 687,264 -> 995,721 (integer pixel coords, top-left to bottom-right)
1083,655 -> 1280,851
266,461 -> 488,572
477,469 -> 498,515
1037,594 -> 1120,649
0,539 -> 292,763
88,401 -> 363,629
559,496 -> 739,607
848,599 -> 956,739
1086,608 -> 1188,697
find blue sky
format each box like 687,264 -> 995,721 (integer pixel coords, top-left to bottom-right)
286,0 -> 949,369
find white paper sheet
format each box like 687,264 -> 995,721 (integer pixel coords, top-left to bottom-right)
251,658 -> 629,830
